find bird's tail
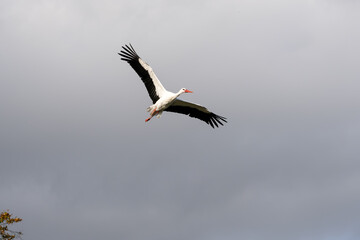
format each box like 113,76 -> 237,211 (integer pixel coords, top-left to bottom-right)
147,105 -> 156,113
156,111 -> 163,118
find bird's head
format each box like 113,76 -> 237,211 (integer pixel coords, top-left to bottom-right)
181,88 -> 193,93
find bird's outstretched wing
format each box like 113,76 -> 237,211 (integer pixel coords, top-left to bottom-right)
165,99 -> 227,128
118,44 -> 167,103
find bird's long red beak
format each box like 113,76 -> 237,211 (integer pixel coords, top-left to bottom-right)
185,89 -> 193,93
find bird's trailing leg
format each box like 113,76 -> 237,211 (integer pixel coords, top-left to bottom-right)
145,108 -> 159,122
150,108 -> 157,116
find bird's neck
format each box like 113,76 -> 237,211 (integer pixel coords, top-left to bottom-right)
176,90 -> 184,97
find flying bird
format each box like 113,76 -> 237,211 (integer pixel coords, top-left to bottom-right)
118,44 -> 227,128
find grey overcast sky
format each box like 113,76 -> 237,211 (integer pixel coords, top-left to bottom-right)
1,0 -> 360,239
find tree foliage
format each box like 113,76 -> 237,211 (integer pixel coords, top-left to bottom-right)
0,211 -> 22,240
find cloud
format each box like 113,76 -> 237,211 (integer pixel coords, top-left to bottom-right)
1,0 -> 360,240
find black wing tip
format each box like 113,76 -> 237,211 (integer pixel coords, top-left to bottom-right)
208,113 -> 227,128
165,105 -> 227,128
118,43 -> 139,62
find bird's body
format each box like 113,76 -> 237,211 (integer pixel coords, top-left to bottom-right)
118,44 -> 227,128
146,88 -> 192,121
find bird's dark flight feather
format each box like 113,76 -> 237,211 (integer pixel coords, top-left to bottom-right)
118,44 -> 160,103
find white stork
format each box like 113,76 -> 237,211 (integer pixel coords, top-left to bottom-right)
118,44 -> 227,128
